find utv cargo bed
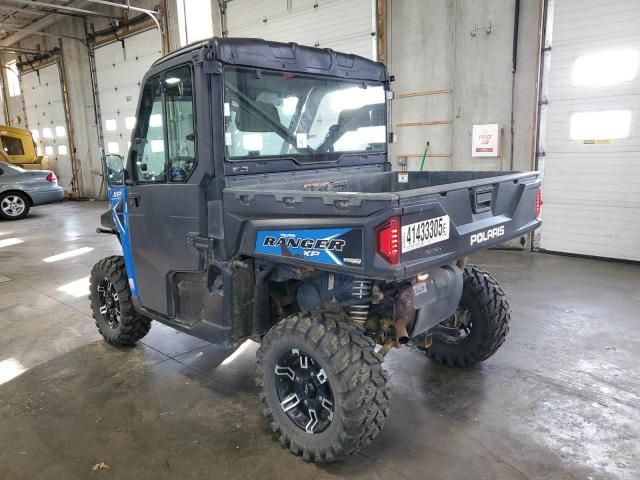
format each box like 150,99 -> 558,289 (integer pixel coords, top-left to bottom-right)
223,169 -> 541,280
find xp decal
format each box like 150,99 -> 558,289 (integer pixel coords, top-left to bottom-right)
255,228 -> 363,266
107,185 -> 139,297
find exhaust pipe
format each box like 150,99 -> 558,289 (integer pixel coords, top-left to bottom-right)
393,286 -> 415,344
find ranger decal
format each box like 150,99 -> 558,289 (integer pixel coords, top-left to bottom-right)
255,228 -> 363,266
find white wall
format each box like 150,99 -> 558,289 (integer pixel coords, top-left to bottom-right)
389,0 -> 542,173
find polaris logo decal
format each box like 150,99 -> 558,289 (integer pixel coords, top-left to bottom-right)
262,236 -> 346,251
255,228 -> 363,266
470,225 -> 505,246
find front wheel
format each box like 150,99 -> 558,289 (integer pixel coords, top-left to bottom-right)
422,264 -> 511,367
256,313 -> 390,462
89,256 -> 151,346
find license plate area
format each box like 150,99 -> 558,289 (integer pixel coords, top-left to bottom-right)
401,215 -> 450,253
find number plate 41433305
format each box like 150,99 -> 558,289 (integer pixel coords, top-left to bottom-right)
401,215 -> 450,253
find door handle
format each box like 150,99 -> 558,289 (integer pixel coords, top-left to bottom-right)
128,194 -> 140,208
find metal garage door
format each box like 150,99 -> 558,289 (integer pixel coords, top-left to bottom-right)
538,0 -> 640,261
227,0 -> 376,60
22,64 -> 72,191
94,29 -> 163,158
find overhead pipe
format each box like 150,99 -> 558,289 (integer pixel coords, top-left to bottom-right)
83,0 -> 163,34
89,12 -> 155,44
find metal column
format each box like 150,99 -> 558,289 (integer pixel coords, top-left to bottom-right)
0,66 -> 10,125
56,43 -> 82,197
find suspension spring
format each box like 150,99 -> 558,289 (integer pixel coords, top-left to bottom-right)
349,279 -> 373,326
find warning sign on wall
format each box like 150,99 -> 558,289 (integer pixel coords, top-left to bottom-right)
472,124 -> 500,157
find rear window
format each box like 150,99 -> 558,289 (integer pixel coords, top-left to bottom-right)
0,162 -> 25,173
1,135 -> 25,155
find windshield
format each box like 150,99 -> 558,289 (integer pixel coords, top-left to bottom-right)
223,67 -> 386,162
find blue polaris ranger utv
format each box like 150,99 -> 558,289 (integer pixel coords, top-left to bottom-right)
92,37 -> 542,463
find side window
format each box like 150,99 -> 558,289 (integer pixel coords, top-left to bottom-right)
1,136 -> 25,156
134,76 -> 166,183
165,66 -> 196,182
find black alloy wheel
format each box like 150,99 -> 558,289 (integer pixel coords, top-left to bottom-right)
274,348 -> 335,434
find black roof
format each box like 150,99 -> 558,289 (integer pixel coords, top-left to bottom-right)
153,37 -> 388,82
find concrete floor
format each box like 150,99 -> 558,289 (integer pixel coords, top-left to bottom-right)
0,201 -> 639,480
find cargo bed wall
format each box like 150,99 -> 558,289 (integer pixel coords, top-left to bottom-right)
225,170 -> 530,195
221,170 -> 541,280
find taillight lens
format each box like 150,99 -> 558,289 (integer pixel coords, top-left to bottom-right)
375,216 -> 400,265
46,172 -> 57,183
535,186 -> 542,221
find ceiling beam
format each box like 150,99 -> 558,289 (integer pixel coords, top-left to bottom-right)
0,1 -> 99,46
0,0 -> 115,18
0,23 -> 86,42
0,45 -> 49,55
0,1 -> 163,46
0,5 -> 46,16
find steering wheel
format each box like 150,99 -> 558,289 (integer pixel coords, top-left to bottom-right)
170,156 -> 195,181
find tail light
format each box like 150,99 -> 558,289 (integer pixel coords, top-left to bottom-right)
46,172 -> 57,183
375,216 -> 400,265
535,186 -> 542,221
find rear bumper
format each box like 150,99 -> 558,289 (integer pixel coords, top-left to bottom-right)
30,187 -> 64,206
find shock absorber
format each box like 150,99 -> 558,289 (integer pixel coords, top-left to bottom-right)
349,279 -> 373,326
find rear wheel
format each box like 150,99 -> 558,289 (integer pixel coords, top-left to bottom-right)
89,256 -> 151,346
0,192 -> 30,220
423,264 -> 510,367
256,312 -> 390,462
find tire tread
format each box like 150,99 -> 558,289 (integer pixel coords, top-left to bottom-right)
255,312 -> 390,463
424,264 -> 510,368
89,256 -> 151,346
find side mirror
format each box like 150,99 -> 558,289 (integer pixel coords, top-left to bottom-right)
104,154 -> 126,187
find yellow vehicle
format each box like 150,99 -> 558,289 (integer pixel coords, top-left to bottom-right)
0,125 -> 38,164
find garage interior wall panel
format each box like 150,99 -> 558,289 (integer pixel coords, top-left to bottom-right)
0,89 -> 5,125
539,0 -> 640,261
227,0 -> 376,60
22,64 -> 72,190
94,29 -> 163,158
